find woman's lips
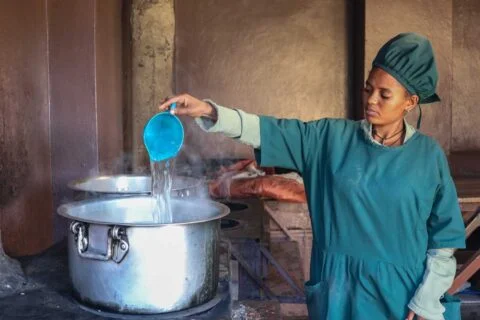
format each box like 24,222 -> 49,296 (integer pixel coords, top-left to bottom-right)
366,109 -> 379,117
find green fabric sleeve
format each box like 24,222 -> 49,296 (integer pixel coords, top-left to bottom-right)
254,116 -> 330,173
194,99 -> 260,148
408,248 -> 456,320
427,149 -> 466,249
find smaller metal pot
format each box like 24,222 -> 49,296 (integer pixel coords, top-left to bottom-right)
68,175 -> 206,200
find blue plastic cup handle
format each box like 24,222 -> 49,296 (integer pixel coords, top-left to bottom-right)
143,105 -> 184,162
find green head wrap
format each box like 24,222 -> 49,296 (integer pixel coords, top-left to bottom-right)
373,32 -> 440,104
372,33 -> 440,128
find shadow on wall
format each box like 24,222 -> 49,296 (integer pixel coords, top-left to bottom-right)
345,0 -> 365,120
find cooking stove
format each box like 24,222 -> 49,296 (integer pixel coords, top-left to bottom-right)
75,280 -> 231,319
2,241 -> 238,320
0,160 -> 285,319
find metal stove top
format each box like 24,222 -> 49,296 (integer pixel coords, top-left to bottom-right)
76,281 -> 232,319
1,242 -> 236,320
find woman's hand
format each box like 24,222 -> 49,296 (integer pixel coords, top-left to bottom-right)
406,310 -> 425,320
158,94 -> 217,120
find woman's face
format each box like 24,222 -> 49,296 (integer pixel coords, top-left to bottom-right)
363,67 -> 418,125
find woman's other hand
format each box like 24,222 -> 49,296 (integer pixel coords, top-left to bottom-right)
406,310 -> 425,320
158,94 -> 217,120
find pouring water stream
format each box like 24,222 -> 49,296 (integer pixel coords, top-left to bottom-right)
143,103 -> 183,224
150,159 -> 174,223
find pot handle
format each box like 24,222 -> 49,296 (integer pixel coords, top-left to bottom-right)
70,222 -> 129,263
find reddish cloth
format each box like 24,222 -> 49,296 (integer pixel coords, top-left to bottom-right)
217,159 -> 275,175
208,160 -> 306,203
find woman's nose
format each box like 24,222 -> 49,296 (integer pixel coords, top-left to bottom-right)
367,92 -> 378,105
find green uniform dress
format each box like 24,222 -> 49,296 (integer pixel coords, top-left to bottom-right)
255,117 -> 465,320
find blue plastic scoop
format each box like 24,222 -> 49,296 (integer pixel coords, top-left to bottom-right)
143,103 -> 184,161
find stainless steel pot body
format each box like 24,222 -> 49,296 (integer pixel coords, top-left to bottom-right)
68,175 -> 206,200
58,196 -> 229,314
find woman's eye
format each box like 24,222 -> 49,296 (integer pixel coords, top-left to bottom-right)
380,90 -> 392,99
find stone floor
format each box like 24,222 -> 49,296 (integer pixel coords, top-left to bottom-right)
0,242 -> 281,320
1,238 -> 479,319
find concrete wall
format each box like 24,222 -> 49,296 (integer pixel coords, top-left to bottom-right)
452,0 -> 480,151
131,0 -> 175,171
175,0 -> 349,161
365,0 -> 480,153
365,0 -> 453,151
130,0 -> 480,164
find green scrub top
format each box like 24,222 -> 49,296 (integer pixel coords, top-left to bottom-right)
255,117 -> 465,320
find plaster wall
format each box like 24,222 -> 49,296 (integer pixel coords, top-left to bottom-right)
452,0 -> 480,151
131,0 -> 175,171
365,0 -> 453,151
174,0 -> 349,161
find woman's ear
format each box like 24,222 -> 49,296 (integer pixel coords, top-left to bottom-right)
406,94 -> 420,112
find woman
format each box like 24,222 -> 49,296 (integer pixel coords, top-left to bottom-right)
159,33 -> 465,320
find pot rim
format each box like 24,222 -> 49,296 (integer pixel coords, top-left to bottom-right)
57,195 -> 229,227
67,174 -> 203,194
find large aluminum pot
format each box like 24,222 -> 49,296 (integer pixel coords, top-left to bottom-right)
57,196 -> 229,314
68,175 -> 206,200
